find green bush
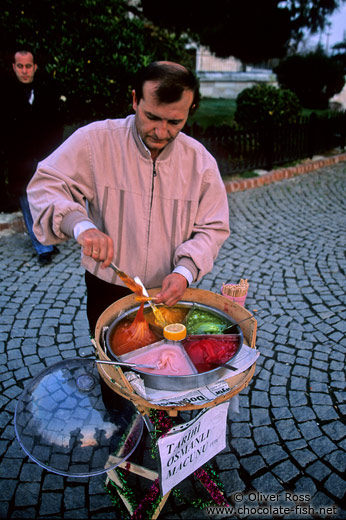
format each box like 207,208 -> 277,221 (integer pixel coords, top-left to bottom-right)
235,84 -> 302,129
274,50 -> 345,109
0,0 -> 192,125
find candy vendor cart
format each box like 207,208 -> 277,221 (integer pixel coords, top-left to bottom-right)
93,287 -> 258,518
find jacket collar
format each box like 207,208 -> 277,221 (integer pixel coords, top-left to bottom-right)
130,114 -> 176,163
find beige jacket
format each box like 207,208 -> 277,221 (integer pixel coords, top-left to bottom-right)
28,115 -> 230,288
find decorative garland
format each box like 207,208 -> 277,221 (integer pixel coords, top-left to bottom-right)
106,409 -> 229,518
148,409 -> 177,458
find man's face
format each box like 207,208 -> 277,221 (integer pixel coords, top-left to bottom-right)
132,81 -> 194,159
13,52 -> 37,84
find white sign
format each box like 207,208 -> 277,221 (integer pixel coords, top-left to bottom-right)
157,402 -> 229,496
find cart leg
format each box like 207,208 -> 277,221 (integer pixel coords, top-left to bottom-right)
106,468 -> 134,516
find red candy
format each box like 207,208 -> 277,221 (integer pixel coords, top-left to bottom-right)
183,336 -> 239,373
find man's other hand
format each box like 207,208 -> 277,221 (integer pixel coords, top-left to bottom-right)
155,273 -> 188,306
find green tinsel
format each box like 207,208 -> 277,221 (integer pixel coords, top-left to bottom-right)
203,463 -> 226,493
106,468 -> 138,512
105,483 -> 132,520
171,463 -> 227,510
148,409 -> 177,459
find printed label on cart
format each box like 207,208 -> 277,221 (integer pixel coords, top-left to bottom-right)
157,402 -> 229,496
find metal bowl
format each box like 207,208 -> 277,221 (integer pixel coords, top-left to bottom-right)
105,301 -> 243,391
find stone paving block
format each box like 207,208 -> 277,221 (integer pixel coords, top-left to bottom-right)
292,364 -> 310,376
216,452 -> 240,469
253,426 -> 280,446
42,474 -> 65,490
251,408 -> 271,426
323,473 -> 346,500
272,407 -> 293,420
89,493 -> 113,512
271,395 -> 289,407
231,438 -> 256,456
19,462 -> 44,482
305,460 -> 332,483
287,438 -> 308,451
330,369 -> 345,382
271,375 -> 289,386
288,391 -> 308,406
291,406 -> 316,422
291,448 -> 318,468
258,444 -> 288,465
314,405 -> 338,421
273,364 -> 292,377
15,482 -> 41,507
230,422 -> 251,438
64,486 -> 86,510
3,385 -> 22,399
241,455 -> 267,474
290,376 -> 308,391
28,362 -> 46,377
272,460 -> 301,482
323,450 -> 346,473
220,468 -> 246,495
251,390 -> 270,407
277,352 -> 296,364
269,385 -> 286,395
309,436 -> 338,457
24,355 -> 40,366
40,492 -> 63,515
7,359 -> 24,371
275,420 -> 301,441
321,421 -> 346,441
252,472 -> 284,494
293,476 -> 317,496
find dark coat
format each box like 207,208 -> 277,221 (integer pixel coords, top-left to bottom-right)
1,72 -> 64,204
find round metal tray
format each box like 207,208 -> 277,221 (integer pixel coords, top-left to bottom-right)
106,302 -> 243,391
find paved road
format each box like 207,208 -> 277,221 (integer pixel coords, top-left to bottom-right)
0,162 -> 345,519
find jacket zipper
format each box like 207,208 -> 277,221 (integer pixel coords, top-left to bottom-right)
150,161 -> 157,210
144,160 -> 157,279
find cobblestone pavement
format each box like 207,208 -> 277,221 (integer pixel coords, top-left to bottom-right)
0,162 -> 345,519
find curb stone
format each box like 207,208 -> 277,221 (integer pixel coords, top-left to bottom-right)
223,152 -> 346,193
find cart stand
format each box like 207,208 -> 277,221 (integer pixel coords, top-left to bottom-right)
106,461 -> 171,520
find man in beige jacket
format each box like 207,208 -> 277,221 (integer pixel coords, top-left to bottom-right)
28,61 -> 230,332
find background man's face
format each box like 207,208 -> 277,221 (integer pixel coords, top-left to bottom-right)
13,52 -> 37,84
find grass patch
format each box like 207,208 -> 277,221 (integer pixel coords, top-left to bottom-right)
187,98 -> 334,129
188,97 -> 237,129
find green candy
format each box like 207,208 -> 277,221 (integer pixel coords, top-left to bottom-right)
186,309 -> 229,335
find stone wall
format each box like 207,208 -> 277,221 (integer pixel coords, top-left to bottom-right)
197,71 -> 278,99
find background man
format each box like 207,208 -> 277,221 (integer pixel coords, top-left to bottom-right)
1,49 -> 64,264
28,61 -> 230,331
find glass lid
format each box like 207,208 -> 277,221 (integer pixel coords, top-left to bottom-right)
14,358 -> 143,477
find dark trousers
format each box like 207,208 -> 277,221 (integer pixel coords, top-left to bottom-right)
85,270 -> 133,411
85,270 -> 132,335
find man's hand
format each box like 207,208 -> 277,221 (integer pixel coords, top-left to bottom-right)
77,228 -> 114,268
155,273 -> 188,306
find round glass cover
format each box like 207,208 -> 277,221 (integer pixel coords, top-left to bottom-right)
15,358 -> 143,477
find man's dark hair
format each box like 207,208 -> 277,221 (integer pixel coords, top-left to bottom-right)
13,49 -> 36,63
134,61 -> 200,113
